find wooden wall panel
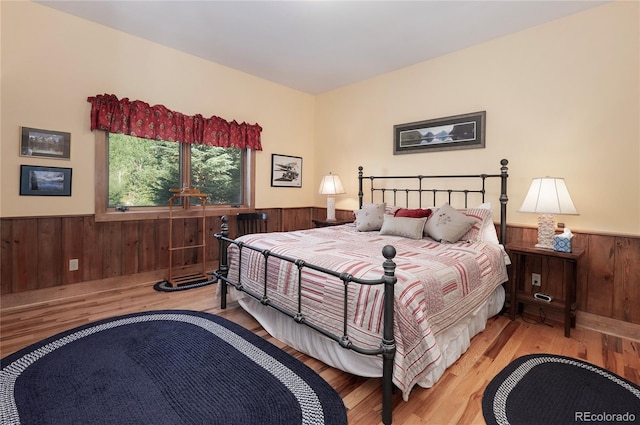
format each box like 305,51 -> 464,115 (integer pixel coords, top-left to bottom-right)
62,217 -> 84,285
614,237 -> 640,323
156,219 -> 170,271
281,208 -> 311,232
575,233 -> 590,312
170,218 -> 186,268
261,208 -> 282,234
13,219 -> 39,292
180,217 -> 199,266
1,213 -> 639,327
543,257 -> 564,300
103,221 -> 123,278
138,219 -> 157,273
122,221 -> 140,275
0,219 -> 12,294
585,234 -> 616,317
207,215 -> 223,263
37,218 -> 62,288
205,216 -> 218,263
81,216 -> 100,282
192,218 -> 204,265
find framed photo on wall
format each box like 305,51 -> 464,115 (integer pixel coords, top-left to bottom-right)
20,127 -> 71,160
20,165 -> 72,196
393,111 -> 486,155
271,154 -> 302,188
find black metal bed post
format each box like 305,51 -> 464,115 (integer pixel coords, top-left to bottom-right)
380,245 -> 397,425
358,166 -> 364,209
218,216 -> 229,309
499,159 -> 509,244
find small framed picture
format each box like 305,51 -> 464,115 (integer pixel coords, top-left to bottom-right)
20,127 -> 71,160
20,165 -> 72,196
271,154 -> 302,188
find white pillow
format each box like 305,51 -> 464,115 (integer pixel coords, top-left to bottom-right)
476,202 -> 500,244
379,215 -> 428,240
353,203 -> 386,231
425,203 -> 476,243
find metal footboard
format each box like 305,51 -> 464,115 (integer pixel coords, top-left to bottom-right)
214,216 -> 398,425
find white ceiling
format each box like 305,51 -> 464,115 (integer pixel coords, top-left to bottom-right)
37,1 -> 609,94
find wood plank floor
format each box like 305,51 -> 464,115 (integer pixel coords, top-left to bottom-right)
2,281 -> 639,425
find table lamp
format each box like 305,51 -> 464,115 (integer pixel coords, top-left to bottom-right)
518,177 -> 578,249
318,173 -> 346,221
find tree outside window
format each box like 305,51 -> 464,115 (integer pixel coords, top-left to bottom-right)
107,133 -> 245,209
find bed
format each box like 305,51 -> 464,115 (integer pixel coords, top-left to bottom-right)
214,159 -> 509,425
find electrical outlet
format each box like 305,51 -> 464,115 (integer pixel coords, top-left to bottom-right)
69,259 -> 79,271
532,273 -> 541,287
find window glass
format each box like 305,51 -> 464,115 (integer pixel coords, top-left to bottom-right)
191,144 -> 243,205
107,134 -> 244,208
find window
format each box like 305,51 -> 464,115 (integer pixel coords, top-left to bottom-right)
108,134 -> 180,207
95,131 -> 255,221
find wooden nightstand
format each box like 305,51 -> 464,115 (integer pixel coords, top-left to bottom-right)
312,219 -> 353,228
506,241 -> 585,337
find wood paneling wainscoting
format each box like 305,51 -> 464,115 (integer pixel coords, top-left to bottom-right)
2,209 -> 639,328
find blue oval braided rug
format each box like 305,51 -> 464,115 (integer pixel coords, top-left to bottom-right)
0,310 -> 347,425
482,353 -> 640,425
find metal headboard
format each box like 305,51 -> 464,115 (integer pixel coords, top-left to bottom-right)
358,159 -> 509,243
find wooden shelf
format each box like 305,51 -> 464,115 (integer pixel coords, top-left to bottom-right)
514,291 -> 577,315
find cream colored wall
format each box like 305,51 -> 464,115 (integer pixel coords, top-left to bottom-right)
0,1 -> 315,217
3,2 -> 639,236
314,1 -> 639,236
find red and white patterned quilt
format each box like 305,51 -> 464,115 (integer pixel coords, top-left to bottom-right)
227,224 -> 508,399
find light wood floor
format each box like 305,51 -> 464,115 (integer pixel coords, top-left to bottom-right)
2,281 -> 639,425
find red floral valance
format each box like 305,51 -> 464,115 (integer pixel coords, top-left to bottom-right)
87,94 -> 262,150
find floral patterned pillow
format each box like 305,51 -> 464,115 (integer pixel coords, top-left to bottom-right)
353,203 -> 386,231
424,203 -> 476,243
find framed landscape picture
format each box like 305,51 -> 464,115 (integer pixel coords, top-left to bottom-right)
393,111 -> 486,155
20,127 -> 71,160
271,154 -> 302,187
20,165 -> 72,196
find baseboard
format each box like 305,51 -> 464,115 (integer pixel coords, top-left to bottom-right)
519,305 -> 639,342
576,311 -> 640,342
0,261 -> 218,311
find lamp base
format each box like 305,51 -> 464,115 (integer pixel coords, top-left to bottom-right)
535,213 -> 556,250
325,196 -> 336,221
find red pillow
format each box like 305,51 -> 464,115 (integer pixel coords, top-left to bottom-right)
394,208 -> 433,219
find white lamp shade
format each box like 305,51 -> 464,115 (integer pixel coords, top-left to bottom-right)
518,177 -> 578,215
318,173 -> 346,195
